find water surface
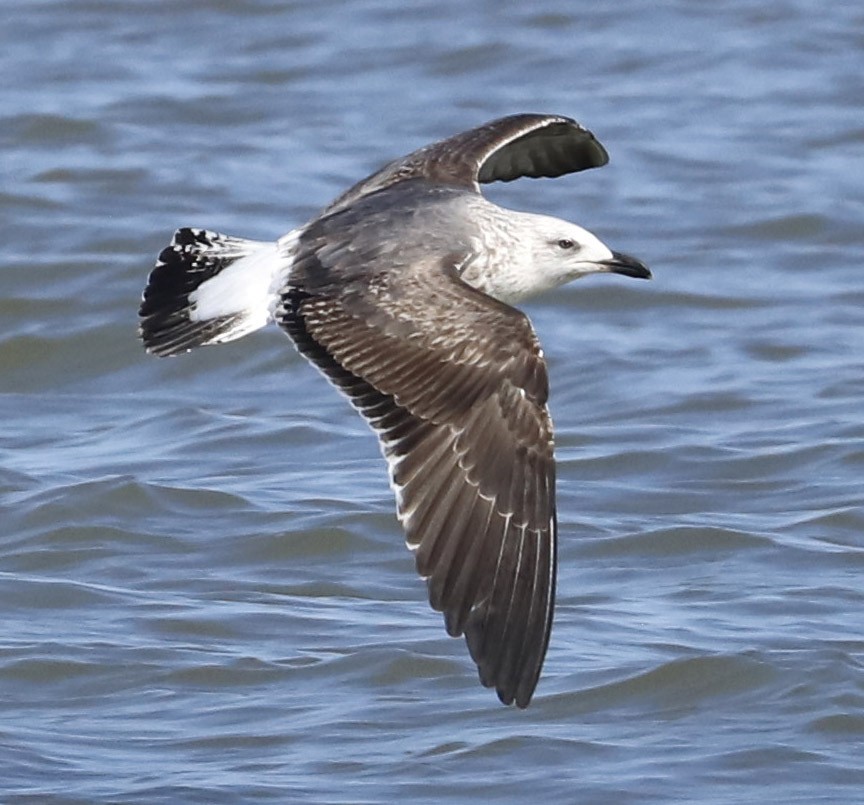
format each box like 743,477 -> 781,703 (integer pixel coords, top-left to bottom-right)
2,1 -> 863,802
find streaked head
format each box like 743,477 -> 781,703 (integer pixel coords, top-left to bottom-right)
467,211 -> 650,304
528,214 -> 651,291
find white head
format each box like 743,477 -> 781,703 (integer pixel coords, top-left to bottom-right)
467,210 -> 650,304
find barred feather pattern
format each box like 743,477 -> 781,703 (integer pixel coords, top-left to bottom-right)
278,257 -> 557,708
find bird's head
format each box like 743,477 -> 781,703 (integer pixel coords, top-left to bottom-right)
529,216 -> 651,290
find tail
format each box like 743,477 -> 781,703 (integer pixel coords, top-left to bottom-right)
139,227 -> 297,357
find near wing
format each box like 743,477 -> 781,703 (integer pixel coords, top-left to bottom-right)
278,246 -> 557,708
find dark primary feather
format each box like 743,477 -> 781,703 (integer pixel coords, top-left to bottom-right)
278,213 -> 557,707
326,113 -> 609,214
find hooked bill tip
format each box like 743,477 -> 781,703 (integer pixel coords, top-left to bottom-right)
603,251 -> 652,280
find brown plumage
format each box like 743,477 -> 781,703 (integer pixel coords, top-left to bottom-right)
139,113 -> 650,707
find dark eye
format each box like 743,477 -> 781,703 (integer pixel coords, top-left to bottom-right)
557,238 -> 577,250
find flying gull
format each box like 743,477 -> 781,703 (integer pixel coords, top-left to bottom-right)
139,113 -> 650,708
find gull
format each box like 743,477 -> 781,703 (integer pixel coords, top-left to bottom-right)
139,113 -> 650,707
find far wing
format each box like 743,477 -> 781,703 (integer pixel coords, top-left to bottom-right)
326,113 -> 609,213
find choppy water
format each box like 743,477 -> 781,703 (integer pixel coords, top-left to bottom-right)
3,1 -> 864,802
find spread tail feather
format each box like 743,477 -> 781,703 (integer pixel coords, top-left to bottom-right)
139,227 -> 296,356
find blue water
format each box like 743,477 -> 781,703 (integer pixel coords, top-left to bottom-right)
2,1 -> 863,802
